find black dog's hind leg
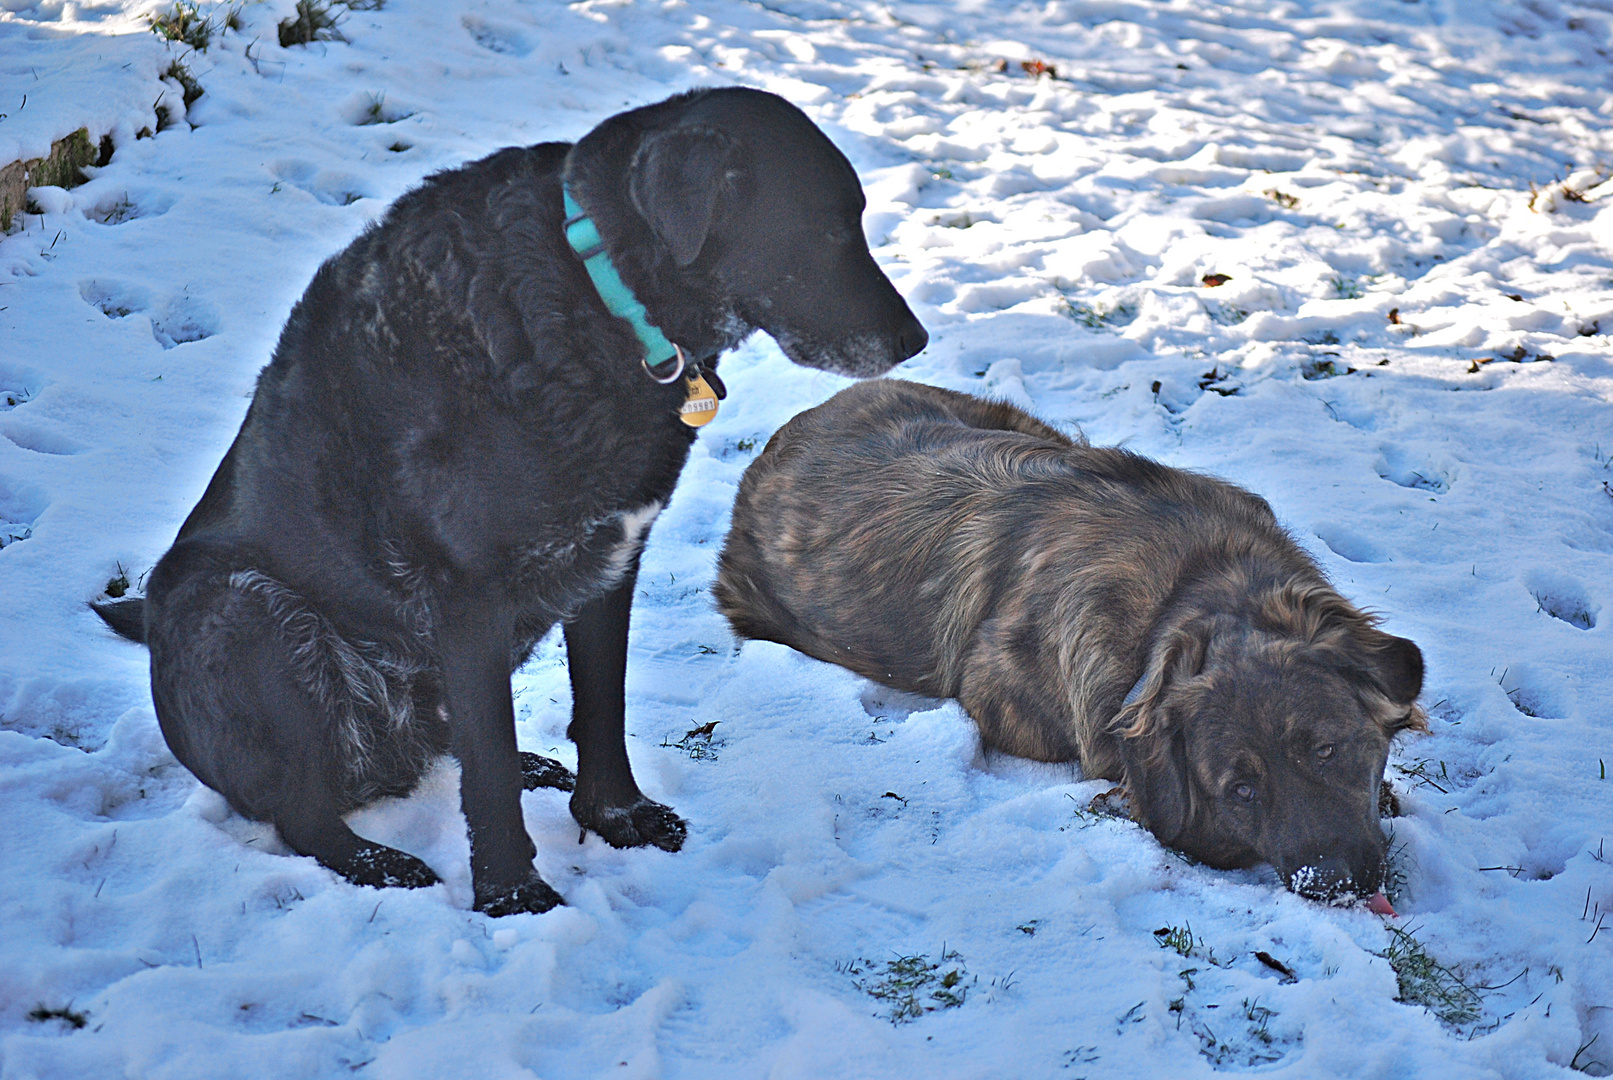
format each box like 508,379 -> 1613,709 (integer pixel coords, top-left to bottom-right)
274,754 -> 442,891
144,546 -> 439,891
564,562 -> 688,852
435,595 -> 564,916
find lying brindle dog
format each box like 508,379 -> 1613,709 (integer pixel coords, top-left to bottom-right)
716,379 -> 1425,904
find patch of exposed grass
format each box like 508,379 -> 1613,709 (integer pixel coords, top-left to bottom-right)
661,720 -> 720,761
1381,925 -> 1482,1027
1571,1033 -> 1607,1074
1301,354 -> 1354,379
163,61 -> 204,109
355,92 -> 409,125
844,949 -> 973,1024
1153,921 -> 1228,966
1382,834 -> 1411,905
1329,274 -> 1368,300
148,2 -> 237,50
279,1 -> 347,47
1154,922 -> 1198,958
27,1005 -> 87,1029
1154,921 -> 1235,977
96,194 -> 139,225
1197,366 -> 1239,396
105,565 -> 131,598
1191,997 -> 1286,1068
1060,296 -> 1136,329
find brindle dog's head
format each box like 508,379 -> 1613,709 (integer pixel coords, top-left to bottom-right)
1114,585 -> 1425,902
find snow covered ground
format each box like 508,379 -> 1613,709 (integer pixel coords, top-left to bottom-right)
3,0 -> 1612,1075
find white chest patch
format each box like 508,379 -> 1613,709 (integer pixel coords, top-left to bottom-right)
603,501 -> 664,583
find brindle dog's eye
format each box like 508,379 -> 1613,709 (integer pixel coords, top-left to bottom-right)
1316,744 -> 1336,761
1233,782 -> 1255,802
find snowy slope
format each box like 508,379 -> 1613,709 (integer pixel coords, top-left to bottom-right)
2,0 -> 1611,1076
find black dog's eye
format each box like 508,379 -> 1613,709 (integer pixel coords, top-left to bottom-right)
1315,743 -> 1336,761
1233,782 -> 1255,802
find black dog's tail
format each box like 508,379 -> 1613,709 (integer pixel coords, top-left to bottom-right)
92,597 -> 148,644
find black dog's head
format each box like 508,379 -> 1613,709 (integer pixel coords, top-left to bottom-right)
1115,588 -> 1426,903
565,88 -> 926,376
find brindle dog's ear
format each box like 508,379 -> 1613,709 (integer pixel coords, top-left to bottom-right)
629,127 -> 735,267
1120,732 -> 1190,845
1112,624 -> 1207,845
1371,633 -> 1424,706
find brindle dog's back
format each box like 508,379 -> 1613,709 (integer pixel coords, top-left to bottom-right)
716,378 -> 1294,768
719,382 -> 1073,706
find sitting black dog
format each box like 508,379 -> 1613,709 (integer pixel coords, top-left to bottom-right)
94,88 -> 926,916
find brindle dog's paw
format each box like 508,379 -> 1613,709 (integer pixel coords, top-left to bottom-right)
341,844 -> 441,889
474,874 -> 565,917
520,751 -> 576,792
572,795 -> 688,852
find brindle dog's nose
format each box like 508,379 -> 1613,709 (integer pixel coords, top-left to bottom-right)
1287,856 -> 1371,902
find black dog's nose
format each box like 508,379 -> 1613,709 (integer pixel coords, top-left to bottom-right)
897,315 -> 928,361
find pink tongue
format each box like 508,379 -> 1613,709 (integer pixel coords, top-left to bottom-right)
1366,892 -> 1397,917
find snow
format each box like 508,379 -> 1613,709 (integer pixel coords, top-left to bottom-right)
2,0 -> 1612,1076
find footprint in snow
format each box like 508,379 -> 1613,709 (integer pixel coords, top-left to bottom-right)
270,160 -> 374,207
79,279 -> 219,349
1498,663 -> 1566,719
1312,523 -> 1388,564
80,279 -> 153,321
0,474 -> 46,550
88,190 -> 174,225
1375,449 -> 1451,494
461,15 -> 532,56
859,684 -> 942,724
1,379 -> 37,412
2,415 -> 84,456
1526,577 -> 1597,631
150,295 -> 220,349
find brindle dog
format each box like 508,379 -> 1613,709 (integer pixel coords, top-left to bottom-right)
716,379 -> 1425,902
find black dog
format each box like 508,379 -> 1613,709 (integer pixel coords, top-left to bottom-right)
94,88 -> 926,916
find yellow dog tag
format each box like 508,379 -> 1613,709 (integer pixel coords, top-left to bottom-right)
679,371 -> 719,427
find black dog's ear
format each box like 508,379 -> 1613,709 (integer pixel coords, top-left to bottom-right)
629,126 -> 735,267
1120,731 -> 1190,845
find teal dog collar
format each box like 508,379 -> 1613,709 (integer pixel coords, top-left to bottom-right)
562,187 -> 685,382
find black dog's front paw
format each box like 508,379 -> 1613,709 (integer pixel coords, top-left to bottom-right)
339,844 -> 441,890
520,752 -> 576,792
474,874 -> 565,917
572,794 -> 687,852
